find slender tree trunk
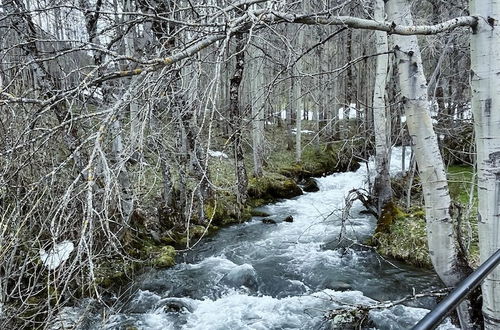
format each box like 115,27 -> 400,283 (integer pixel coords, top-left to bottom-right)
387,0 -> 474,327
294,23 -> 305,163
294,65 -> 302,162
229,32 -> 248,215
125,0 -> 141,162
470,1 -> 500,328
343,29 -> 353,139
286,69 -> 295,150
372,0 -> 392,214
250,44 -> 264,177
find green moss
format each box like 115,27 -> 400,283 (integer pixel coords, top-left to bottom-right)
373,215 -> 432,268
447,165 -> 476,205
375,201 -> 407,234
205,193 -> 251,226
272,142 -> 361,179
447,165 -> 480,266
248,173 -> 302,201
152,245 -> 176,268
250,209 -> 271,217
94,259 -> 139,288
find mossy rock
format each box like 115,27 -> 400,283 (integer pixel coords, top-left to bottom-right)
248,173 -> 302,201
300,143 -> 361,177
250,209 -> 271,217
204,193 -> 251,226
301,177 -> 320,192
152,245 -> 176,268
279,163 -> 307,178
94,259 -> 140,288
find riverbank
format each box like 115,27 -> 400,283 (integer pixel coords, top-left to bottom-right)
370,164 -> 479,269
51,145 -> 448,330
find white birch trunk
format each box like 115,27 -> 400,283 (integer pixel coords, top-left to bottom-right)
294,64 -> 302,162
250,44 -> 264,177
124,0 -> 141,162
387,0 -> 473,327
373,0 -> 392,213
470,1 -> 500,327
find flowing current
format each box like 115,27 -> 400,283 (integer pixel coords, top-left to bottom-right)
63,149 -> 457,329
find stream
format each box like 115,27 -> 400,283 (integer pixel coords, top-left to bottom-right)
60,148 -> 457,330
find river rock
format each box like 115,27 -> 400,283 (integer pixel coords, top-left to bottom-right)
320,279 -> 352,291
301,177 -> 320,192
161,298 -> 195,313
283,215 -> 294,222
262,218 -> 277,224
221,264 -> 259,290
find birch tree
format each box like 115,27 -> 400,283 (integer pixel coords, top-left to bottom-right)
250,42 -> 265,177
229,32 -> 249,216
470,1 -> 500,328
386,0 -> 474,327
372,0 -> 392,214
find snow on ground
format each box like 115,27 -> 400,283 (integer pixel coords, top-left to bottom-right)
40,241 -> 74,270
208,150 -> 228,159
290,129 -> 315,135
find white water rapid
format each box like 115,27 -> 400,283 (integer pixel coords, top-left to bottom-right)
54,148 -> 458,330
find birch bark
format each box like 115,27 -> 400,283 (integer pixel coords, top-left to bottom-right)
387,0 -> 473,327
372,0 -> 392,214
470,1 -> 500,327
250,43 -> 265,177
229,32 -> 249,215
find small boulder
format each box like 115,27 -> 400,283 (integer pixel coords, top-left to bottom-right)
321,279 -> 352,292
301,177 -> 319,192
262,218 -> 277,224
221,264 -> 259,290
152,246 -> 176,268
283,215 -> 294,223
162,298 -> 195,313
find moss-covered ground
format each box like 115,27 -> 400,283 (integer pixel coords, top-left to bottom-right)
372,164 -> 479,269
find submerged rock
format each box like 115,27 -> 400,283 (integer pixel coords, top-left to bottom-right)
161,298 -> 195,313
320,279 -> 352,292
262,218 -> 277,224
220,264 -> 259,290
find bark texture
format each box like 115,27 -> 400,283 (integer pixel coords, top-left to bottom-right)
387,0 -> 474,327
372,0 -> 392,214
229,32 -> 249,214
250,43 -> 265,177
470,1 -> 500,328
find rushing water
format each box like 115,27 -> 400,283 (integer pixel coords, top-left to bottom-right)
59,148 -> 458,330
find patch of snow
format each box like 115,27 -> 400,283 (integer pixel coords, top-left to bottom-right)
290,129 -> 315,135
40,241 -> 74,270
208,150 -> 228,159
337,106 -> 358,120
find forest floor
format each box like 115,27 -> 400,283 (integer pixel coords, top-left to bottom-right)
372,163 -> 479,269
